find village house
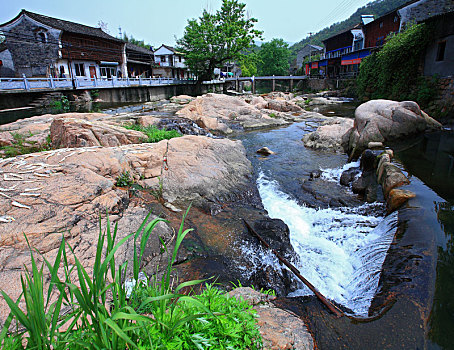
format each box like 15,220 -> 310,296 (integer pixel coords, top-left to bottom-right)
398,0 -> 454,78
291,44 -> 323,75
125,42 -> 154,78
153,44 -> 189,79
0,10 -> 126,79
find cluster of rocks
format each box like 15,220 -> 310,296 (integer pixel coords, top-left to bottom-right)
340,149 -> 414,213
176,92 -> 326,134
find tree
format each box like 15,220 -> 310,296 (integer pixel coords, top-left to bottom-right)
122,32 -> 152,50
257,38 -> 290,76
177,0 -> 262,86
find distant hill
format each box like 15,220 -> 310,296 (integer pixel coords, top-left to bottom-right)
289,0 -> 409,59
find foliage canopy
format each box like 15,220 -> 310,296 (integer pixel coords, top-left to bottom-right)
176,0 -> 262,83
257,38 -> 290,76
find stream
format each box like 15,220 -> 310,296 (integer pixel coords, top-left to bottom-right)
234,112 -> 454,348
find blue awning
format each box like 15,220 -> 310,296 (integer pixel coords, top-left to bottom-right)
319,59 -> 328,67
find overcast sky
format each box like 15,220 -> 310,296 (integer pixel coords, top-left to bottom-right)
1,0 -> 373,48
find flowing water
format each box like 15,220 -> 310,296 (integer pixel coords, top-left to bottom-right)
236,114 -> 454,347
235,122 -> 397,317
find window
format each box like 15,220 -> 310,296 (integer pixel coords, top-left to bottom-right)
379,22 -> 383,28
178,56 -> 182,62
100,66 -> 116,78
436,41 -> 446,61
35,29 -> 48,43
394,16 -> 399,23
74,63 -> 85,76
161,55 -> 166,62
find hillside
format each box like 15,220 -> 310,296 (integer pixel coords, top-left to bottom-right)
290,0 -> 409,58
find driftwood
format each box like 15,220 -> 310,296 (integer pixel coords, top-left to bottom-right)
244,220 -> 344,318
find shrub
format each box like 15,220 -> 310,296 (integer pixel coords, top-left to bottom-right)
356,23 -> 433,106
123,124 -> 181,143
115,170 -> 134,187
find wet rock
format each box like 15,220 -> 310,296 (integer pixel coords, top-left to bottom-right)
157,118 -> 212,136
360,149 -> 377,172
257,147 -> 275,156
340,168 -> 360,186
302,117 -> 354,152
346,100 -> 443,158
252,218 -> 291,254
387,188 -> 416,213
309,170 -> 322,180
368,141 -> 384,149
377,162 -> 410,197
50,117 -> 146,148
229,288 -> 313,350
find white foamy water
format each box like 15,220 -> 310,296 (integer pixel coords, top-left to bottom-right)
257,172 -> 397,316
321,160 -> 360,182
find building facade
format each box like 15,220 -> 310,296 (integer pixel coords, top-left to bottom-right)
153,45 -> 189,78
0,10 -> 126,79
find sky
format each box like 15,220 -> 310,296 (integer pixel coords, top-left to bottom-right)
0,0 -> 374,48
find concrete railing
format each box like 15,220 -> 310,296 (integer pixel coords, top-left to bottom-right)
0,75 -> 202,92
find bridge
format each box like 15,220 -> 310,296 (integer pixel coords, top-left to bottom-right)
0,75 -> 223,92
225,75 -> 308,93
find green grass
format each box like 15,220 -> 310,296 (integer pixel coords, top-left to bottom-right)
115,170 -> 134,187
0,132 -> 52,158
0,207 -> 263,349
123,124 -> 181,143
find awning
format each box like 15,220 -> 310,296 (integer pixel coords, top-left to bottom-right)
341,49 -> 371,65
319,59 -> 328,67
100,61 -> 119,66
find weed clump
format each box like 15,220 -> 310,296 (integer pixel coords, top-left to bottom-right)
123,124 -> 181,143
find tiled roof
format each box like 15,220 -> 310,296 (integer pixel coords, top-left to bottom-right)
20,10 -> 122,42
125,42 -> 154,55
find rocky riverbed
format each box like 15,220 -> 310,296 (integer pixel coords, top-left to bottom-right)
0,91 -> 446,349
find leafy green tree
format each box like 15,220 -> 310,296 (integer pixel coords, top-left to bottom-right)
122,32 -> 152,50
257,38 -> 290,76
239,53 -> 258,77
176,0 -> 262,86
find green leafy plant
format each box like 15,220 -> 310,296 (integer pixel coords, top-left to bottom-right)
0,207 -> 263,349
356,23 -> 433,106
123,124 -> 181,143
115,170 -> 134,187
90,89 -> 99,99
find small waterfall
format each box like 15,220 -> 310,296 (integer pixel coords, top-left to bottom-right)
257,171 -> 397,316
321,160 -> 360,182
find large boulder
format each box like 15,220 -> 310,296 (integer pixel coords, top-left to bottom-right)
302,117 -> 354,152
50,117 -> 147,148
345,100 -> 442,158
0,135 -> 254,323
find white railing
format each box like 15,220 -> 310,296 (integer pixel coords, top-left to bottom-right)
0,75 -> 203,91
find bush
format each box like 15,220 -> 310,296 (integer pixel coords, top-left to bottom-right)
0,207 -> 262,349
356,23 -> 433,106
123,124 -> 181,143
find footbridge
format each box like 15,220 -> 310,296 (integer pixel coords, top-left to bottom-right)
225,75 -> 308,93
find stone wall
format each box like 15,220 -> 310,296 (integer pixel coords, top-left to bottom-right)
2,16 -> 61,77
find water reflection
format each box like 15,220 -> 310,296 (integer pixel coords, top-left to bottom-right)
394,132 -> 454,202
